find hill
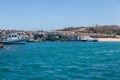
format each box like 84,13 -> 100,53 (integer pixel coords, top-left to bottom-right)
56,25 -> 120,38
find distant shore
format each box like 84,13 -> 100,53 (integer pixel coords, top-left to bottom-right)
97,38 -> 120,42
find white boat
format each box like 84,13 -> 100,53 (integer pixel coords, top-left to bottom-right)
0,33 -> 29,44
81,36 -> 98,42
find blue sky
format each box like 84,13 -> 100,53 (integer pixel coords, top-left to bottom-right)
0,0 -> 120,30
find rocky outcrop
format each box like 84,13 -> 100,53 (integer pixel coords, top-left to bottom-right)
0,44 -> 4,48
0,25 -> 120,41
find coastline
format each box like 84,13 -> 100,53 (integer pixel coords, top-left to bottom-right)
97,38 -> 120,42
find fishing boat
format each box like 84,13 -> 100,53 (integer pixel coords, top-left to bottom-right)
0,33 -> 29,44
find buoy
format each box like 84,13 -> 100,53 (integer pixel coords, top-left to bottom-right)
0,44 -> 4,48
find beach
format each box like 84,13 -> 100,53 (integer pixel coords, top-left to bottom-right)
97,38 -> 120,42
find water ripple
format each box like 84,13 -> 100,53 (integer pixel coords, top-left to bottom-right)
0,42 -> 120,80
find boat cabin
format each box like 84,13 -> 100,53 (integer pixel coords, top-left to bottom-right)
6,33 -> 22,40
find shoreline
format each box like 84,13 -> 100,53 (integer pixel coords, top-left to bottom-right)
97,38 -> 120,42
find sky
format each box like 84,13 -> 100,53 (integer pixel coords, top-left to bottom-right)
0,0 -> 120,31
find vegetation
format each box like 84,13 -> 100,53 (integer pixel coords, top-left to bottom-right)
46,33 -> 66,41
105,31 -> 113,35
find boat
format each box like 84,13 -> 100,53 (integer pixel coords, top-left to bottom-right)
81,36 -> 98,42
0,32 -> 29,44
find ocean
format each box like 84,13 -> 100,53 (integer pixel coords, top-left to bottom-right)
0,42 -> 120,80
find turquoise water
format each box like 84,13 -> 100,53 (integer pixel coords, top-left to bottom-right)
0,42 -> 120,80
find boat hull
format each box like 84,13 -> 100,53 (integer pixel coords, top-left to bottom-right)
0,38 -> 29,45
81,39 -> 98,42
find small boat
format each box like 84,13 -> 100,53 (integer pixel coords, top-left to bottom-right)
81,36 -> 98,42
0,33 -> 29,44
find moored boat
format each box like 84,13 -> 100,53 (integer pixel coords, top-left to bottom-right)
81,36 -> 98,42
0,33 -> 29,44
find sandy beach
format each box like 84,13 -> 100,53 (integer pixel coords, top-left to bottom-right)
97,38 -> 120,42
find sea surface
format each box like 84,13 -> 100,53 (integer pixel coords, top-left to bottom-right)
0,42 -> 120,80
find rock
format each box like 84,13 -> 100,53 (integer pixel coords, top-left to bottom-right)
0,44 -> 4,48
